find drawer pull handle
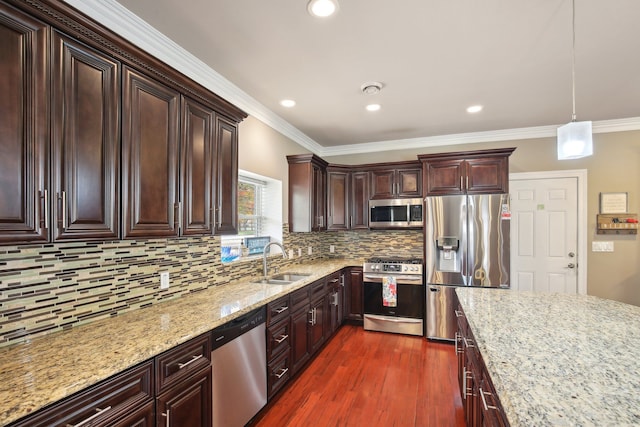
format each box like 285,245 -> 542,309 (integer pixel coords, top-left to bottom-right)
162,409 -> 171,427
479,387 -> 498,411
275,334 -> 289,344
463,337 -> 474,348
67,406 -> 112,427
454,310 -> 463,318
274,306 -> 289,314
178,354 -> 203,369
275,367 -> 289,379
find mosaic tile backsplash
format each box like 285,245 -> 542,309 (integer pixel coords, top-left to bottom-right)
0,225 -> 422,347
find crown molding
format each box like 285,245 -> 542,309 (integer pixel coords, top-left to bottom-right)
61,1 -> 640,158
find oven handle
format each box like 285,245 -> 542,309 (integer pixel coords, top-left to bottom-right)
364,314 -> 423,324
363,275 -> 423,283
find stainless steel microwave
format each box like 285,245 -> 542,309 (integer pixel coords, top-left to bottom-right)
368,198 -> 423,229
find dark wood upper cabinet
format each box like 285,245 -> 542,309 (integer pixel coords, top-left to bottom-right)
51,31 -> 120,241
287,154 -> 328,232
122,66 -> 181,238
214,115 -> 239,235
0,3 -> 49,244
181,96 -> 215,236
327,168 -> 349,231
350,171 -> 369,230
369,163 -> 422,199
419,148 -> 515,196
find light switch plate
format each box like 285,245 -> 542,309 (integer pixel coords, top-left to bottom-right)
329,245 -> 335,253
592,241 -> 614,252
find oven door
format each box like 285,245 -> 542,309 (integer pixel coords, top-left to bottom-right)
363,274 -> 424,319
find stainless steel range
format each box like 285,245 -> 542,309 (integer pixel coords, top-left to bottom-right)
363,257 -> 424,336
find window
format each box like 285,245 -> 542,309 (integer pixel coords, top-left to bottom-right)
238,177 -> 264,237
221,170 -> 282,262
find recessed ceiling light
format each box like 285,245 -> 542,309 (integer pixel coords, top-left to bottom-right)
366,104 -> 381,112
467,105 -> 483,113
280,99 -> 296,108
307,0 -> 339,17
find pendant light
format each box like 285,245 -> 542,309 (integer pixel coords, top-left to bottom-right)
557,0 -> 593,160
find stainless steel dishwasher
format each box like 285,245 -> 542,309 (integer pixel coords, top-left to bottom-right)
211,306 -> 267,427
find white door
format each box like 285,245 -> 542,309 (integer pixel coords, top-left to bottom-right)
510,177 -> 579,293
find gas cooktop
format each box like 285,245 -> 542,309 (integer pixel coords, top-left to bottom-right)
365,257 -> 423,264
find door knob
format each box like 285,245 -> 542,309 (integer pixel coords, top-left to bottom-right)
567,263 -> 576,269
568,252 -> 575,257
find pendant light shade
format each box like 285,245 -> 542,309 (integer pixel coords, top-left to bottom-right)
557,0 -> 592,160
557,120 -> 593,159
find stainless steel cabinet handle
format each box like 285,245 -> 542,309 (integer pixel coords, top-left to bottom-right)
308,309 -> 314,325
461,367 -> 467,400
460,176 -> 463,189
275,367 -> 289,379
479,387 -> 498,411
463,337 -> 475,348
43,189 -> 49,229
330,278 -> 339,283
454,310 -> 463,318
178,354 -> 203,369
66,406 -> 112,427
465,371 -> 473,397
61,191 -> 67,229
275,334 -> 289,344
466,176 -> 469,189
162,410 -> 170,427
274,306 -> 289,314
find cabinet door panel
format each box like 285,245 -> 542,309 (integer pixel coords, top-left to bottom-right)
156,367 -> 212,427
51,31 -> 120,241
181,96 -> 214,235
327,170 -> 348,231
290,307 -> 311,374
346,267 -> 364,321
370,170 -> 395,199
214,116 -> 238,234
465,157 -> 509,194
397,168 -> 422,198
0,4 -> 48,244
122,66 -> 180,238
425,160 -> 465,195
350,171 -> 369,229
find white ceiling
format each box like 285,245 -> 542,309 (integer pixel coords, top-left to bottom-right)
71,0 -> 640,155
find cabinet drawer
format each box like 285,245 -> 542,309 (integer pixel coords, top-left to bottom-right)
267,295 -> 291,325
155,333 -> 211,394
290,285 -> 310,311
268,346 -> 291,399
267,317 -> 291,360
311,278 -> 326,300
11,361 -> 153,427
325,272 -> 340,290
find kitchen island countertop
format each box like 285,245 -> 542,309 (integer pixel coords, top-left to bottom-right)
456,287 -> 640,426
0,258 -> 358,426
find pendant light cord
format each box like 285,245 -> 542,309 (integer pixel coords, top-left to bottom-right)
571,0 -> 577,122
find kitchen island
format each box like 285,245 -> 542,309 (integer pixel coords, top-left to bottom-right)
0,259 -> 357,426
456,287 -> 640,426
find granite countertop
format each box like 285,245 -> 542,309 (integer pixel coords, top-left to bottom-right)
456,287 -> 640,426
0,259 -> 358,426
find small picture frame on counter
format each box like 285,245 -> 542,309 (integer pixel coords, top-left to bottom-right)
599,192 -> 628,214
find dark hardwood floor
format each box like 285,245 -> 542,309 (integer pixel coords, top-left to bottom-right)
254,324 -> 465,427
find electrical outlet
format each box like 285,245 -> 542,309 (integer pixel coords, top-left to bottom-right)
160,271 -> 170,289
329,245 -> 335,253
297,248 -> 302,257
288,249 -> 294,259
308,246 -> 313,255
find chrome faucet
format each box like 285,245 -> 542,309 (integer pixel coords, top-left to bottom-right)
263,242 -> 287,278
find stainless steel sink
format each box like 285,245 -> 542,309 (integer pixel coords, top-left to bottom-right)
255,272 -> 311,285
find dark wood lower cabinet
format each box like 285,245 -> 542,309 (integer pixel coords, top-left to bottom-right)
156,366 -> 212,427
290,305 -> 311,375
456,298 -> 509,427
112,401 -> 155,427
345,267 -> 364,322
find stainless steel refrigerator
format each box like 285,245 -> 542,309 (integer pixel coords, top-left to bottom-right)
424,194 -> 510,340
